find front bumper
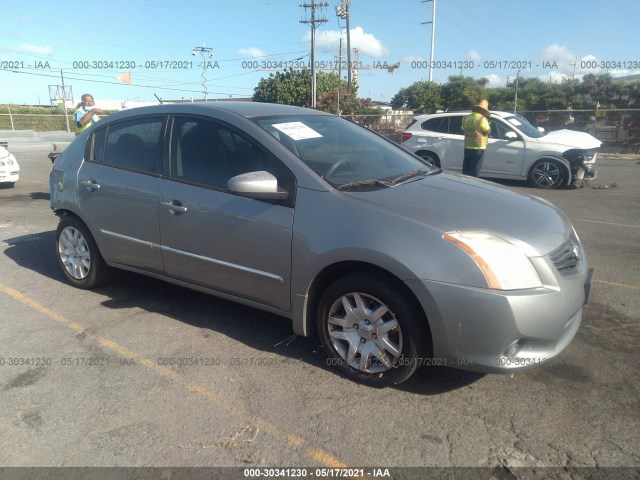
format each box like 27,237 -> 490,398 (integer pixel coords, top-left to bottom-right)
581,165 -> 597,180
407,260 -> 592,373
0,170 -> 19,183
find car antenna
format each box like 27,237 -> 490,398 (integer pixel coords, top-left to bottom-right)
154,93 -> 163,104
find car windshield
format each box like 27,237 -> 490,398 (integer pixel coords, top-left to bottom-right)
254,114 -> 436,188
501,113 -> 545,138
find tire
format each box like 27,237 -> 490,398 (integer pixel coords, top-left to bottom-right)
316,273 -> 429,385
527,159 -> 566,189
56,215 -> 111,289
417,151 -> 441,168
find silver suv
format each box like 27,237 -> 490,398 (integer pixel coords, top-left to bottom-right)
401,110 -> 600,188
50,102 -> 593,385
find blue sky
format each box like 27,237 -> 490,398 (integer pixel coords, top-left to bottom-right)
1,0 -> 639,106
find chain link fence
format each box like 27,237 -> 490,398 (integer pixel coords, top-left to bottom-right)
0,113 -> 73,132
0,110 -> 79,153
2,108 -> 640,154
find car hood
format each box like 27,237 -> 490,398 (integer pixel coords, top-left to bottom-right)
344,173 -> 571,256
538,129 -> 601,149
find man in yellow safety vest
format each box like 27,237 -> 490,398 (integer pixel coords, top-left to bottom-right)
74,94 -> 103,136
461,99 -> 491,177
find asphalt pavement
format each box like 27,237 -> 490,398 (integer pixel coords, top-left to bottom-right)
0,153 -> 638,478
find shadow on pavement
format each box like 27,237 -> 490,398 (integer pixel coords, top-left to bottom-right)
4,231 -> 482,394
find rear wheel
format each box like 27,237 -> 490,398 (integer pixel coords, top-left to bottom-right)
528,159 -> 566,189
416,151 -> 441,168
56,215 -> 111,289
317,273 -> 428,385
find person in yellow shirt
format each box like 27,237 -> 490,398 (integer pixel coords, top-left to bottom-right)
461,99 -> 491,177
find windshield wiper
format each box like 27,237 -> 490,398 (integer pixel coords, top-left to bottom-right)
389,169 -> 431,186
336,179 -> 391,190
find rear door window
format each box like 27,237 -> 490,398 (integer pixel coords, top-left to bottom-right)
102,117 -> 164,173
448,116 -> 464,136
421,117 -> 449,133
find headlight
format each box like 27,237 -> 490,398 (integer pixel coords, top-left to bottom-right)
443,231 -> 542,290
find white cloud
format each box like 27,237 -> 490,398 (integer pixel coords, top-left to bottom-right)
14,43 -> 54,56
466,50 -> 482,62
538,71 -> 570,84
305,26 -> 389,58
401,55 -> 426,64
485,74 -> 503,87
541,44 -> 576,68
238,47 -> 266,59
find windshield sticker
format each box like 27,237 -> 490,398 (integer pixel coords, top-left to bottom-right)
507,118 -> 522,126
272,122 -> 323,140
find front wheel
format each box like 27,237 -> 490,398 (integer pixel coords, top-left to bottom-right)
317,273 -> 429,385
56,215 -> 111,289
528,159 -> 566,189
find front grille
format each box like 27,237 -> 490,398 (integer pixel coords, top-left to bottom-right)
550,235 -> 582,273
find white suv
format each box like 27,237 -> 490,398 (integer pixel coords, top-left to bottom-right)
401,111 -> 600,189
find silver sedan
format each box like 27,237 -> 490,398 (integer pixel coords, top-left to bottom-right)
50,102 -> 593,385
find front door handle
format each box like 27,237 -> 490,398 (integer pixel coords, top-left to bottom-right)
80,179 -> 101,191
161,201 -> 188,215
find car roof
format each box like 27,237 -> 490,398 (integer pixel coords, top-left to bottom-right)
112,101 -> 330,119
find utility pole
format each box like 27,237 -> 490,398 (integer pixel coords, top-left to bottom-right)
301,1 -> 328,108
421,0 -> 436,82
60,70 -> 70,132
192,43 -> 213,100
338,37 -> 343,81
336,0 -> 351,91
514,69 -> 521,113
570,55 -> 578,84
49,71 -> 73,132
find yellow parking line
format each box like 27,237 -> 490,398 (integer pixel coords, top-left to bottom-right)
0,283 -> 348,468
594,279 -> 640,290
575,219 -> 640,229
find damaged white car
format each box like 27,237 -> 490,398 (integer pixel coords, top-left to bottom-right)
401,111 -> 600,189
0,144 -> 20,187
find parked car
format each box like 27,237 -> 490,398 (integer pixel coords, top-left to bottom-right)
50,102 -> 593,385
0,144 -> 20,187
401,110 -> 600,189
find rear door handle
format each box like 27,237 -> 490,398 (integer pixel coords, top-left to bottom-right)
161,201 -> 188,214
80,179 -> 101,191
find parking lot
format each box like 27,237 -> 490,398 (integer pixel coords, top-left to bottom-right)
0,153 -> 638,474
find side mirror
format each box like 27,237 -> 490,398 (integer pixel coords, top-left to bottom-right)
537,126 -> 545,133
228,171 -> 289,200
504,131 -> 519,141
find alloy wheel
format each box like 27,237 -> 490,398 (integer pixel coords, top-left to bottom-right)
532,160 -> 562,187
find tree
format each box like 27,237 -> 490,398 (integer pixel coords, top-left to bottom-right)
390,80 -> 442,114
252,68 -> 313,106
252,68 -> 357,110
440,75 -> 487,110
252,68 -> 384,119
